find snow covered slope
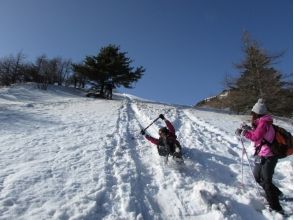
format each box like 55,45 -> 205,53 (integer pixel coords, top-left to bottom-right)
0,84 -> 292,220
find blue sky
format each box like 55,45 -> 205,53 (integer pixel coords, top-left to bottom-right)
0,0 -> 292,105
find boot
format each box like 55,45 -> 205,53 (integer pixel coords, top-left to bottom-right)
173,147 -> 183,162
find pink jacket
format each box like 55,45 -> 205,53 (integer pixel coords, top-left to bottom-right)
244,115 -> 275,157
145,119 -> 176,145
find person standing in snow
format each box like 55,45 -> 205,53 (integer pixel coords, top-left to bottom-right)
104,81 -> 115,100
236,99 -> 284,214
141,114 -> 183,161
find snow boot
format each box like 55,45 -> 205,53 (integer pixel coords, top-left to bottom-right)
173,147 -> 183,163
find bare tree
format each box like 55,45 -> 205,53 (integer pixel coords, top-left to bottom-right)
34,55 -> 50,90
0,52 -> 27,86
0,56 -> 13,86
55,58 -> 72,86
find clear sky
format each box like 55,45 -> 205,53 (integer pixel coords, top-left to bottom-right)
0,0 -> 292,106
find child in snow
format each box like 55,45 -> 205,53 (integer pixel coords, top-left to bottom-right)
141,114 -> 183,161
236,99 -> 284,214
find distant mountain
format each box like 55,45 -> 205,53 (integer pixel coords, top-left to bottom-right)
195,89 -> 230,110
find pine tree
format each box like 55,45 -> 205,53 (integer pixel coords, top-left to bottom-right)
72,44 -> 145,94
226,32 -> 292,116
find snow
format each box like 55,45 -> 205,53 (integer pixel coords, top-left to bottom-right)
0,84 -> 292,220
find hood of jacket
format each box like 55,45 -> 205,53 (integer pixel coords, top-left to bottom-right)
256,114 -> 273,126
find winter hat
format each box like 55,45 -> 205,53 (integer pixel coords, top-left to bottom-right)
251,98 -> 267,115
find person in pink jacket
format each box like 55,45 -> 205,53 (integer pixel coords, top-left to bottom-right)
236,99 -> 284,214
141,114 -> 183,161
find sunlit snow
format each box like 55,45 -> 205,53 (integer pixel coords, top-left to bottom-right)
0,84 -> 292,220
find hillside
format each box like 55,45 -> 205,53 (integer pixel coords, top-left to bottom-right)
0,84 -> 292,220
195,90 -> 230,111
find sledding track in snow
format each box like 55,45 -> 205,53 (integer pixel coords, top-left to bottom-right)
127,97 -> 292,220
127,97 -> 246,219
129,98 -> 204,219
95,98 -> 164,220
0,86 -> 292,220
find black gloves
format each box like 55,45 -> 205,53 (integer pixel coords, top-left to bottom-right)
140,129 -> 145,135
235,123 -> 251,136
159,114 -> 165,120
241,124 -> 252,131
235,128 -> 243,136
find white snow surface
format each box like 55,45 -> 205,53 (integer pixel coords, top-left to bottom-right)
0,84 -> 292,220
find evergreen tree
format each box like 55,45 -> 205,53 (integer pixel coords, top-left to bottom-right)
72,44 -> 145,94
226,32 -> 292,116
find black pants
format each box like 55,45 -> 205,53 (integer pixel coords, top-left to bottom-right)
157,142 -> 182,157
253,156 -> 282,211
105,89 -> 112,99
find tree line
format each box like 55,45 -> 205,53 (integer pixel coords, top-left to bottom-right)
0,44 -> 145,92
0,52 -> 72,89
0,37 -> 292,116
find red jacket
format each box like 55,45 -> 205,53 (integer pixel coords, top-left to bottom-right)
145,119 -> 176,145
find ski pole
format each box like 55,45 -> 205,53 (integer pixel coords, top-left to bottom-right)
142,116 -> 160,132
238,136 -> 262,197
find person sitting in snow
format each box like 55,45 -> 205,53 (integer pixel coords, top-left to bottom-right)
235,99 -> 284,214
141,114 -> 183,161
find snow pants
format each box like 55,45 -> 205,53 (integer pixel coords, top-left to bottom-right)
253,156 -> 282,211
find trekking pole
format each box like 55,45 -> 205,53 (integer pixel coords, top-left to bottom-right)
142,116 -> 160,132
241,146 -> 244,186
238,136 -> 262,197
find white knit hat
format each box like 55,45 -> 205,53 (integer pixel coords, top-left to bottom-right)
251,98 -> 267,115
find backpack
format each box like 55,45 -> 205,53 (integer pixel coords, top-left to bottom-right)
157,134 -> 180,156
264,124 -> 293,159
